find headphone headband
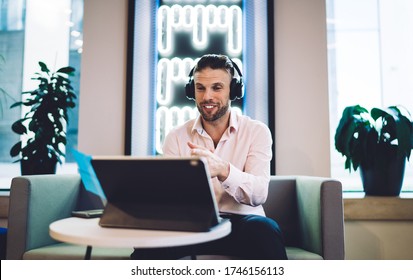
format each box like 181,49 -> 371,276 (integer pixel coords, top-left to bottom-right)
230,59 -> 243,79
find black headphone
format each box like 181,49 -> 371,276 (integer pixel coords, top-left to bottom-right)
185,59 -> 244,101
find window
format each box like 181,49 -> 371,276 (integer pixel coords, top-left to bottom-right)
326,0 -> 413,192
0,0 -> 83,188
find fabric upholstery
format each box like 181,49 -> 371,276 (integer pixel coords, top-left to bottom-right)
6,174 -> 344,260
23,243 -> 132,260
265,176 -> 344,260
7,175 -> 80,260
6,174 -> 129,260
198,176 -> 345,260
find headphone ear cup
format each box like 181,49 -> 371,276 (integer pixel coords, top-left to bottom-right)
230,78 -> 243,100
185,79 -> 195,100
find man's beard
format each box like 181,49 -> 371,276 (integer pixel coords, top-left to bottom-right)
197,101 -> 230,122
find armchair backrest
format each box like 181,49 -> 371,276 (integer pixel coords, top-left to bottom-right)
263,176 -> 345,260
263,177 -> 301,247
7,174 -> 81,259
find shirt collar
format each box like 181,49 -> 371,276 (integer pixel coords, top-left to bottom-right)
191,108 -> 239,135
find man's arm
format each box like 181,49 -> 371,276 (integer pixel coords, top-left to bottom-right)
189,125 -> 272,207
187,142 -> 230,181
162,130 -> 181,156
162,121 -> 272,207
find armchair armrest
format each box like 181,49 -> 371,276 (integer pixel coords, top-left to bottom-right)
295,176 -> 344,260
7,174 -> 81,260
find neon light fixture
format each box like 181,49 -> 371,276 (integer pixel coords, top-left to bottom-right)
157,4 -> 242,56
155,1 -> 243,154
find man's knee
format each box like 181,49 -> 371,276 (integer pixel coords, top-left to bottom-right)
243,215 -> 283,237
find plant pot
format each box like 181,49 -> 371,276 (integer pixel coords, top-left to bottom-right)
360,153 -> 406,196
20,158 -> 57,175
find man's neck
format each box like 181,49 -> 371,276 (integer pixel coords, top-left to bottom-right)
201,110 -> 231,147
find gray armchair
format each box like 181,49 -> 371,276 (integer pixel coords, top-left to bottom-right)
6,174 -> 344,260
6,174 -> 132,260
197,176 -> 345,260
264,176 -> 344,260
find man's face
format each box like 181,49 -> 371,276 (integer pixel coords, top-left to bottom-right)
193,67 -> 231,122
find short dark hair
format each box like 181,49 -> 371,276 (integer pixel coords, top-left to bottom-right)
193,54 -> 235,78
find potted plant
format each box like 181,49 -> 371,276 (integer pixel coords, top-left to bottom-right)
335,105 -> 413,196
10,61 -> 76,175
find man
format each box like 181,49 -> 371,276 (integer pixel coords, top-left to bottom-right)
131,54 -> 287,260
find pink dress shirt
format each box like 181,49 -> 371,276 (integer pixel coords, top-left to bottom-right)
162,110 -> 272,216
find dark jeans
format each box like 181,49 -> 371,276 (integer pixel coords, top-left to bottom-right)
130,214 -> 288,260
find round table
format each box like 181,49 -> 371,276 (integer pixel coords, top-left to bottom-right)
49,217 -> 231,259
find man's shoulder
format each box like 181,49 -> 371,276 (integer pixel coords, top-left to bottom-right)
237,114 -> 270,131
168,118 -> 196,135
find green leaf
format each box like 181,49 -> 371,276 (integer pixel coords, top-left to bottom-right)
56,135 -> 67,145
371,107 -> 387,121
36,77 -> 49,84
38,61 -> 50,73
22,99 -> 39,106
10,141 -> 22,157
11,120 -> 27,134
57,66 -> 75,75
335,105 -> 371,172
68,92 -> 77,99
382,106 -> 412,159
10,101 -> 23,109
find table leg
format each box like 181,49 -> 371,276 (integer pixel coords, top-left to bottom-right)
85,246 -> 92,260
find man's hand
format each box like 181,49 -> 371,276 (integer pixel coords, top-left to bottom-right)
187,142 -> 230,181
